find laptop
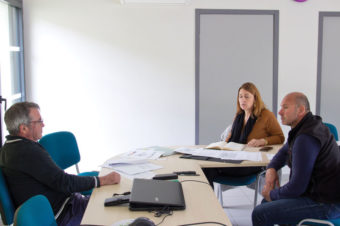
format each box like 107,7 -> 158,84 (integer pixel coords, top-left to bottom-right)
129,178 -> 186,211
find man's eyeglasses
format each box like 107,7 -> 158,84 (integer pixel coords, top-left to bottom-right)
30,120 -> 44,124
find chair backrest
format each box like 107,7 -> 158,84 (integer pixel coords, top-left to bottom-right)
324,122 -> 339,141
14,195 -> 57,226
39,131 -> 81,170
220,124 -> 232,141
0,167 -> 15,225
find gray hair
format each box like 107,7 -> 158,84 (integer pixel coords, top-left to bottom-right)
4,102 -> 40,135
295,93 -> 310,112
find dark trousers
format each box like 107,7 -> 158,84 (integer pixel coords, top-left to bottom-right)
253,197 -> 340,226
57,193 -> 90,226
202,166 -> 265,187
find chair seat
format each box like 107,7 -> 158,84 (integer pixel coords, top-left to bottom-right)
214,174 -> 258,186
331,218 -> 340,226
214,171 -> 266,208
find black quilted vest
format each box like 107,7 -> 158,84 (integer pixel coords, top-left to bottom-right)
287,112 -> 340,203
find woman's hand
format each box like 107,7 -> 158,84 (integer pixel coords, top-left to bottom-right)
247,138 -> 267,147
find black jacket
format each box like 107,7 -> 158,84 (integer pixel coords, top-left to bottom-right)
287,113 -> 340,203
0,135 -> 96,214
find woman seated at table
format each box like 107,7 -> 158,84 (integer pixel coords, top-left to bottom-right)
226,82 -> 284,146
203,82 -> 285,186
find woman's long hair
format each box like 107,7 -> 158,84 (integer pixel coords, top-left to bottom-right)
236,82 -> 266,117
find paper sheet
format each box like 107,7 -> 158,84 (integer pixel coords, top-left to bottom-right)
102,162 -> 162,175
106,158 -> 149,165
266,153 -> 275,161
175,147 -> 262,161
120,171 -> 156,180
121,149 -> 163,160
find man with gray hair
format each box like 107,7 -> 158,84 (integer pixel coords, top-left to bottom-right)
252,92 -> 340,225
0,102 -> 121,226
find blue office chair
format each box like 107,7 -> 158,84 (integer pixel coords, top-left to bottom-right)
39,131 -> 99,195
324,123 -> 339,141
0,167 -> 15,225
298,218 -> 340,226
214,170 -> 265,208
216,126 -> 269,208
14,195 -> 57,226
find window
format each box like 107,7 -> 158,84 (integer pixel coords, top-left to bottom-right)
0,0 -> 25,145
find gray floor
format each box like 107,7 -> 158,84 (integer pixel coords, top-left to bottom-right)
222,171 -> 289,226
222,185 -> 262,226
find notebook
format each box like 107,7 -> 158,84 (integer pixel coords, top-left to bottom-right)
129,178 -> 186,211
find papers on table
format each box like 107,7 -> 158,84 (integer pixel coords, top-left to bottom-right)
206,141 -> 245,151
266,153 -> 275,161
119,146 -> 175,160
127,146 -> 175,159
121,171 -> 156,180
105,162 -> 162,175
145,146 -> 176,157
101,144 -> 265,180
175,147 -> 263,162
337,141 -> 340,146
107,158 -> 149,165
101,146 -> 175,180
101,160 -> 162,180
121,149 -> 163,160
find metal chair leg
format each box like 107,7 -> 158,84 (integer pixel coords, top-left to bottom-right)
214,182 -> 224,207
254,176 -> 259,208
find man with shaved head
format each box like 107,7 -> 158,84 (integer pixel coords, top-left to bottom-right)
252,92 -> 340,226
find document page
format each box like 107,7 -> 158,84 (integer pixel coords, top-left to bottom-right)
206,141 -> 245,151
266,153 -> 275,161
109,163 -> 162,175
175,147 -> 262,161
121,149 -> 163,160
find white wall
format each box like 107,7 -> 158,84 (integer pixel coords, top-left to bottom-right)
22,0 -> 340,171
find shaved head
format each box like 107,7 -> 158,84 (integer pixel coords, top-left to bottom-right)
279,92 -> 310,128
286,92 -> 310,113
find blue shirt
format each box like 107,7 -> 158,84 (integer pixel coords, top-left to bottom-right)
268,134 -> 321,200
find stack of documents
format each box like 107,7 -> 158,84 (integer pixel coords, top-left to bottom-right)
101,147 -> 171,180
175,147 -> 262,162
205,141 -> 245,151
119,146 -> 175,160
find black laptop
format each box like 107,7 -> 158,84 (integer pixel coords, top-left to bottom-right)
129,178 -> 186,211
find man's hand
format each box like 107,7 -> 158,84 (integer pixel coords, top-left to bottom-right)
99,171 -> 121,186
261,168 -> 280,201
262,184 -> 272,201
